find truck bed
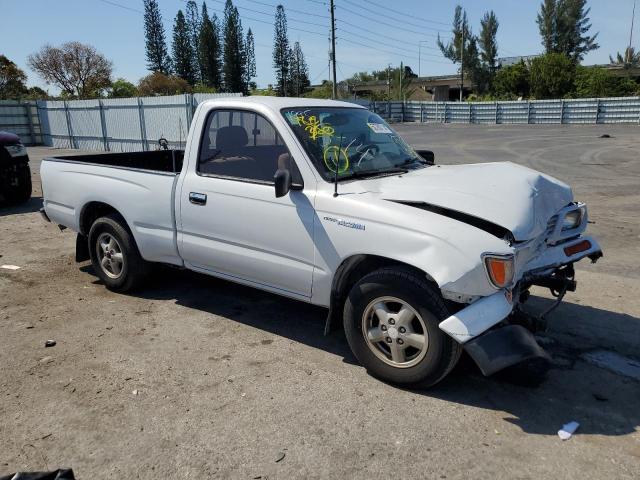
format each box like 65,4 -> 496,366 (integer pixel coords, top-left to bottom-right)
50,150 -> 184,174
41,149 -> 185,267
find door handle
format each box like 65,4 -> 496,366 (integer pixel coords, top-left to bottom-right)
189,192 -> 207,205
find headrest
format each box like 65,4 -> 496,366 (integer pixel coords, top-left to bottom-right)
216,126 -> 248,150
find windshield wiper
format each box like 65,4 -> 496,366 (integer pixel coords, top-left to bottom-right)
339,167 -> 409,181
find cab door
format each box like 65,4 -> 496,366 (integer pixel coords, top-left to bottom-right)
178,108 -> 316,299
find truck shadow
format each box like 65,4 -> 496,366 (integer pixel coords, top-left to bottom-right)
0,196 -> 43,217
89,265 -> 640,438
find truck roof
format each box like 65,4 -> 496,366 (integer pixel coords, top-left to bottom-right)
200,96 -> 366,113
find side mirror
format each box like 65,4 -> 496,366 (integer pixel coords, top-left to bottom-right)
416,149 -> 435,165
274,169 -> 292,198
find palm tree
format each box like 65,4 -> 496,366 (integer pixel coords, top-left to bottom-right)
609,47 -> 640,68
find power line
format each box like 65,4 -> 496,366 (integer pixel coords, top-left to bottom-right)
361,0 -> 450,27
341,0 -> 449,34
205,2 -> 327,37
96,0 -> 143,14
336,3 -> 441,38
209,0 -> 327,28
338,37 -> 452,65
338,30 -> 445,60
245,0 -> 329,19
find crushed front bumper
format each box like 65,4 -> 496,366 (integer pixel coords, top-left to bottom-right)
438,234 -> 602,376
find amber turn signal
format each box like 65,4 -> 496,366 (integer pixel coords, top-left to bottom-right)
484,255 -> 514,289
564,240 -> 591,257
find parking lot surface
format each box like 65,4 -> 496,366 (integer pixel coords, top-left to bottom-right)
1,124 -> 639,479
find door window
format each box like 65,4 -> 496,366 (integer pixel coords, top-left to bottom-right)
198,109 -> 302,184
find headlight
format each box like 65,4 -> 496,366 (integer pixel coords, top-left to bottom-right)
562,207 -> 584,231
5,144 -> 27,158
483,254 -> 515,289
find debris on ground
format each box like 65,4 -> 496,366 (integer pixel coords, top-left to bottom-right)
0,469 -> 76,480
39,356 -> 54,364
275,451 -> 286,463
1,265 -> 21,270
45,340 -> 56,348
558,421 -> 580,440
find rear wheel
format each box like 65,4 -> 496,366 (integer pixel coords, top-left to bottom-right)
88,214 -> 150,292
343,268 -> 461,388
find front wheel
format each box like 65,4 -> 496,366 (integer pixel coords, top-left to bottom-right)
343,268 -> 461,388
88,214 -> 150,292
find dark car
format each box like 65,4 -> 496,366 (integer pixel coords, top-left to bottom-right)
0,131 -> 32,204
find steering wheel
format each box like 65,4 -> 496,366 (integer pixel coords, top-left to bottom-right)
354,143 -> 380,164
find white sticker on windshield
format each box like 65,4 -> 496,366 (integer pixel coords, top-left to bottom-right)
367,123 -> 393,134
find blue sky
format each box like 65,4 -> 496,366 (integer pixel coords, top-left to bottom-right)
1,0 -> 637,93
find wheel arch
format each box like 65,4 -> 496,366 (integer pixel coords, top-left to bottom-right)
324,254 -> 440,335
79,201 -> 129,236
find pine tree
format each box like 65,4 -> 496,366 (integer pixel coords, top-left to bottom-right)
172,10 -> 196,85
479,11 -> 499,71
222,0 -> 246,93
537,0 -> 557,54
437,5 -> 481,94
244,29 -> 257,91
199,3 -> 222,89
273,5 -> 289,97
143,0 -> 171,74
288,41 -> 310,97
185,1 -> 202,83
536,0 -> 598,61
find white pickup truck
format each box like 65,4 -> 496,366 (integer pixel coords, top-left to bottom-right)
41,97 -> 602,387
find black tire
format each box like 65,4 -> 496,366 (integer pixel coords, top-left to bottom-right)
88,213 -> 150,292
12,164 -> 32,204
343,267 -> 461,388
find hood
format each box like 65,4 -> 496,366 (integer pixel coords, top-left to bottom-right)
360,162 -> 573,241
0,131 -> 21,145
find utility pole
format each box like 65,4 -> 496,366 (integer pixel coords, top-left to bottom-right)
387,64 -> 391,100
329,0 -> 337,99
418,40 -> 429,77
629,0 -> 636,65
399,61 -> 403,101
459,27 -> 465,102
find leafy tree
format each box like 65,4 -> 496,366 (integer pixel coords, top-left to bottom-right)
536,0 -> 598,62
172,10 -> 197,85
143,0 -> 171,74
244,29 -> 257,91
193,83 -> 218,93
492,61 -> 530,99
529,53 -> 575,98
0,55 -> 28,99
108,78 -> 138,98
28,42 -> 112,98
24,86 -> 49,100
273,5 -> 290,96
437,5 -> 481,96
222,0 -> 246,93
138,72 -> 191,96
574,66 -> 638,97
610,47 -> 640,68
185,1 -> 202,82
199,3 -> 222,89
287,41 -> 310,96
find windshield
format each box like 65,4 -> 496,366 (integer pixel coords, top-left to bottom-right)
281,107 -> 425,181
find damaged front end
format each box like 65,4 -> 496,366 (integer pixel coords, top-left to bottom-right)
439,202 -> 603,377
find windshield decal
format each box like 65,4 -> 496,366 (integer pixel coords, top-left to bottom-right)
289,113 -> 335,141
367,122 -> 393,134
323,145 -> 350,173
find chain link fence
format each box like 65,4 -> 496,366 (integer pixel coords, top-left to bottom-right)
37,92 -> 242,152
